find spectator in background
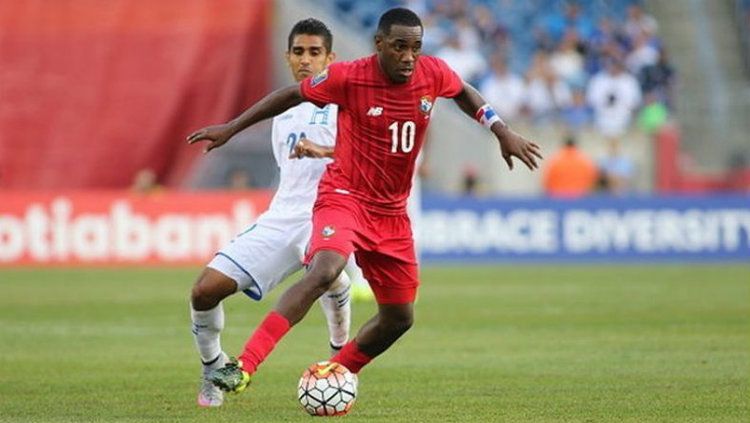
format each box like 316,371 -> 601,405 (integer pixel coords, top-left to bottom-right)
588,17 -> 618,50
598,140 -> 635,194
473,4 -> 507,48
543,135 -> 597,198
131,168 -> 162,195
480,53 -> 526,121
442,0 -> 470,20
525,52 -> 572,124
403,0 -> 428,16
587,57 -> 641,139
436,31 -> 487,84
637,92 -> 669,134
461,164 -> 479,196
421,12 -> 449,53
560,89 -> 592,132
624,3 -> 658,41
585,17 -> 629,75
639,47 -> 676,109
625,31 -> 659,75
549,29 -> 586,88
539,1 -> 594,45
533,24 -> 557,53
455,15 -> 482,51
227,168 -> 251,190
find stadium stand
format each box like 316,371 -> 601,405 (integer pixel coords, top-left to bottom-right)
320,0 -> 657,132
306,0 -> 662,195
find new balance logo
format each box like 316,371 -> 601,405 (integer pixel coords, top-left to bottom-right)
366,106 -> 383,116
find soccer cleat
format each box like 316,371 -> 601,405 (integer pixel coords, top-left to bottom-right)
198,377 -> 224,407
208,358 -> 251,393
197,352 -> 229,407
350,283 -> 375,303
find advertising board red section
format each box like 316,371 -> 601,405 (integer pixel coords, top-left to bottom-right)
0,0 -> 271,189
0,191 -> 273,266
655,124 -> 750,193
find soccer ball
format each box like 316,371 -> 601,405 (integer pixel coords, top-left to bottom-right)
297,361 -> 357,416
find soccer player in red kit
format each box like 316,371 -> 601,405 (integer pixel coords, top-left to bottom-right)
187,8 -> 542,395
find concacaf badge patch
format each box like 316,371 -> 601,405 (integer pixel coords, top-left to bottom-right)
322,225 -> 336,238
311,68 -> 329,87
419,95 -> 433,114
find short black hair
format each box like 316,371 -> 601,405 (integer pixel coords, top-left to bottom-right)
288,18 -> 333,53
376,8 -> 422,36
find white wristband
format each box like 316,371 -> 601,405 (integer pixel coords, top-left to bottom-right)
475,104 -> 504,129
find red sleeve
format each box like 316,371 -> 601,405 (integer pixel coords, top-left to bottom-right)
428,56 -> 464,98
299,62 -> 348,108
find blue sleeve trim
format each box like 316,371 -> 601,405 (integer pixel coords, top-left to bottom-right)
214,252 -> 263,301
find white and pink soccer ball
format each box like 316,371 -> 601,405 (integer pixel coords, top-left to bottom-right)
297,361 -> 357,416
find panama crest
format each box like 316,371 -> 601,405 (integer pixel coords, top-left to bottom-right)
322,225 -> 335,238
419,95 -> 433,114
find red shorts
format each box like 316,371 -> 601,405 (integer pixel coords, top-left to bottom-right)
305,193 -> 419,304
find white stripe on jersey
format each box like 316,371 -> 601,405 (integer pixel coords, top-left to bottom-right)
267,102 -> 338,217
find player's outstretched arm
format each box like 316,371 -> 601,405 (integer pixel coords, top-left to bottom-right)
452,82 -> 543,171
187,85 -> 305,153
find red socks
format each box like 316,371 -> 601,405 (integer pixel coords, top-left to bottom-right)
331,341 -> 372,374
238,311 -> 291,373
238,312 -> 374,375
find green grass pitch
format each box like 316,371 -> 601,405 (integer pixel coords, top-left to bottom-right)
0,265 -> 748,422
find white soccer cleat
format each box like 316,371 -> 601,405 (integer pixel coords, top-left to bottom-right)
198,377 -> 224,407
197,352 -> 229,407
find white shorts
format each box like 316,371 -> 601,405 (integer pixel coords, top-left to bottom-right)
207,213 -> 311,301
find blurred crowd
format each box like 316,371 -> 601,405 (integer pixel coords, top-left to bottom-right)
327,0 -> 676,196
333,0 -> 674,138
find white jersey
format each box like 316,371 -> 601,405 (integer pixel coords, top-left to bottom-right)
267,102 -> 338,218
208,102 -> 339,299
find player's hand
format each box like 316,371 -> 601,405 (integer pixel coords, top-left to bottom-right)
289,137 -> 331,159
495,127 -> 543,171
186,123 -> 236,153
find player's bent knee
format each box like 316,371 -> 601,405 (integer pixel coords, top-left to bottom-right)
191,283 -> 213,308
191,283 -> 221,310
190,269 -> 237,310
305,251 -> 347,292
302,268 -> 339,295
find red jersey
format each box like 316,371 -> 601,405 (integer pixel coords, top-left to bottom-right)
300,54 -> 463,215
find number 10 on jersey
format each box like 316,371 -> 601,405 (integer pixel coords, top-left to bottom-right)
389,121 -> 415,153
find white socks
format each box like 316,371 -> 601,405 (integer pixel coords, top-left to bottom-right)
319,270 -> 352,349
192,265 -> 354,364
190,302 -> 225,370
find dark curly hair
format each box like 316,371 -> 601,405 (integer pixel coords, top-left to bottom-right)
288,18 -> 333,53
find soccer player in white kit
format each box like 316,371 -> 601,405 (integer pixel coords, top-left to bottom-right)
189,18 -> 361,407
